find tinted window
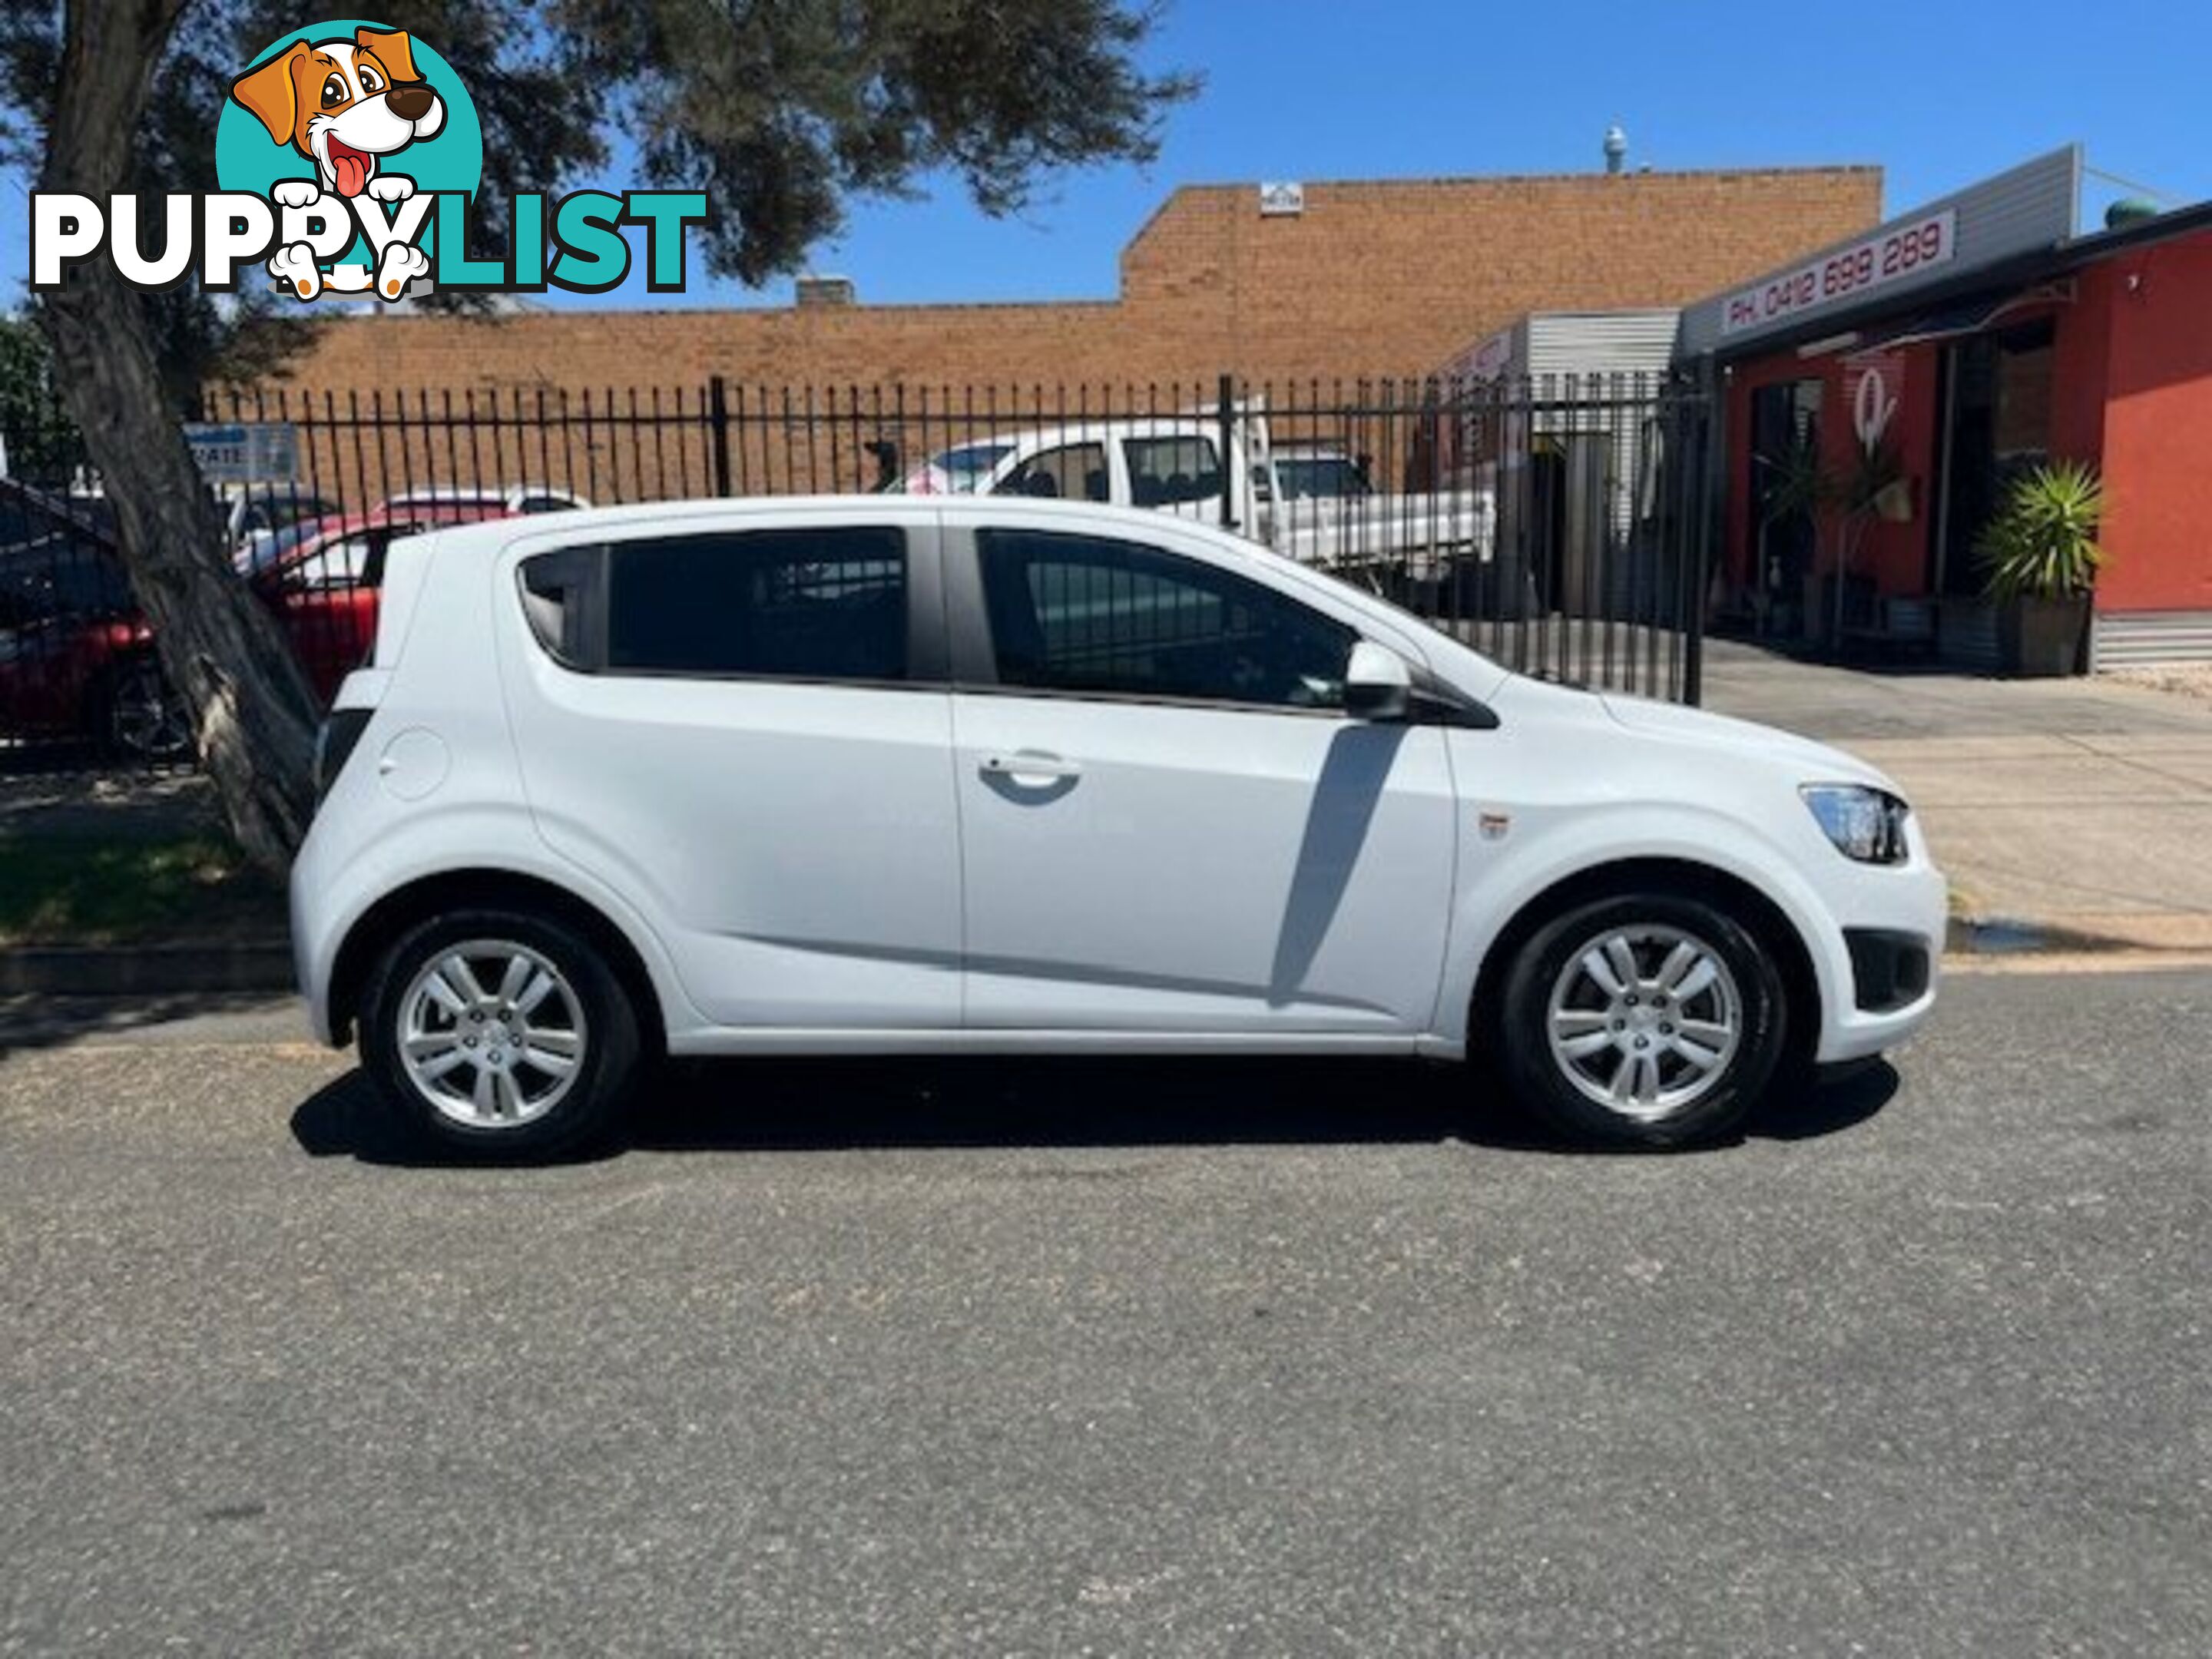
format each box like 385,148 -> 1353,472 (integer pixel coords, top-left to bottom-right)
1124,436 -> 1220,507
1276,455 -> 1372,500
992,443 -> 1109,502
977,529 -> 1354,710
0,542 -> 131,623
605,527 -> 906,680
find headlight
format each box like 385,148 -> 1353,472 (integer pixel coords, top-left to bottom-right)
1801,784 -> 1911,865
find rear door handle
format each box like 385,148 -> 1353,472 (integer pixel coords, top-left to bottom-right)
979,750 -> 1082,783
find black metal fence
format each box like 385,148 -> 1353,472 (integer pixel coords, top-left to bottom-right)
1,371 -> 1713,770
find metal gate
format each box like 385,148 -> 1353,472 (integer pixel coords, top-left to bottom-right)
2,371 -> 1714,770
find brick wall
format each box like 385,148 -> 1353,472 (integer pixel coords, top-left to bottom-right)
261,165 -> 1882,399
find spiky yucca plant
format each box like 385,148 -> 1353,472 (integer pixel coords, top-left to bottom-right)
1977,462 -> 2106,601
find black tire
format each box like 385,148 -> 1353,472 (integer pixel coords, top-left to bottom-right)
97,655 -> 192,761
359,908 -> 641,1160
1492,890 -> 1788,1149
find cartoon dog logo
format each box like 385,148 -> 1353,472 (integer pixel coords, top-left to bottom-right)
230,26 -> 443,300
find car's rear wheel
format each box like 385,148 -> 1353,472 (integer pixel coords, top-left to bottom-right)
1495,892 -> 1787,1148
359,909 -> 640,1159
102,656 -> 192,760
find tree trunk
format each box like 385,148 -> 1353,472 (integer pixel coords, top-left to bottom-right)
35,0 -> 322,873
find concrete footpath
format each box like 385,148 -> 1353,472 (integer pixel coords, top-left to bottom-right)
1703,640 -> 2212,950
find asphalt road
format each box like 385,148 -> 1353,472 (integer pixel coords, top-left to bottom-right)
2,967 -> 2207,1656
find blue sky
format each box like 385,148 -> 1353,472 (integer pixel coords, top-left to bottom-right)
5,0 -> 2207,310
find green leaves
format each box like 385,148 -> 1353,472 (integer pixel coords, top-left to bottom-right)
555,0 -> 1197,284
1976,460 -> 2106,601
3,0 -> 1194,374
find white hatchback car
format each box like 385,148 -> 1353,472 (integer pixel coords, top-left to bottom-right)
293,496 -> 1945,1157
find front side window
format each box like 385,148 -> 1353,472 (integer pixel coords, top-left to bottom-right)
976,528 -> 1354,710
603,526 -> 907,680
992,443 -> 1109,502
1123,436 -> 1221,507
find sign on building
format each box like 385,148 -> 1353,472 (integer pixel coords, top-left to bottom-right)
1257,181 -> 1305,217
1677,145 -> 2082,357
1720,212 -> 1957,339
182,422 -> 297,482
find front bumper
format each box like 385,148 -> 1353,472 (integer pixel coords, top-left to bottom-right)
1810,857 -> 1946,1064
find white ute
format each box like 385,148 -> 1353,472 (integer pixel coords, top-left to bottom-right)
895,413 -> 1494,583
293,495 -> 1945,1158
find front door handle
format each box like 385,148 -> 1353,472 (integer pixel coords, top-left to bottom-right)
979,750 -> 1082,783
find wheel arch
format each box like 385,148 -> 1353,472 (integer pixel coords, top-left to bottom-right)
326,867 -> 669,1054
1466,856 -> 1823,1068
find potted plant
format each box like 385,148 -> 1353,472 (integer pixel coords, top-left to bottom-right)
1759,435 -> 1906,650
1823,436 -> 1908,649
1753,438 -> 1823,640
1976,461 -> 2104,677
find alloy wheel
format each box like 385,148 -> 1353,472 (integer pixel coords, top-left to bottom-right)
396,940 -> 589,1129
1545,923 -> 1743,1123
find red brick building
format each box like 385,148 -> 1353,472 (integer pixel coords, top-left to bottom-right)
267,165 -> 1880,397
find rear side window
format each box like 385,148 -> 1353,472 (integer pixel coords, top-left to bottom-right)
992,443 -> 1109,502
522,527 -> 908,681
1124,436 -> 1220,507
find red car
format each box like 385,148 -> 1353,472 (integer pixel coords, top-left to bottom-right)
253,502 -> 529,700
0,482 -> 184,757
2,482 -> 571,755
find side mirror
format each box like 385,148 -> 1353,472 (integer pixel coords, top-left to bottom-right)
1343,639 -> 1412,721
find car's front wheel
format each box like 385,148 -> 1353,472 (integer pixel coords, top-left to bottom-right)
359,909 -> 641,1159
1495,892 -> 1788,1148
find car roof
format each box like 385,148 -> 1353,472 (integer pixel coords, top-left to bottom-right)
919,417 -> 1221,459
412,492 -> 1277,571
439,490 -> 1229,531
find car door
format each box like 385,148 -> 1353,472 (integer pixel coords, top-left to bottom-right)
501,508 -> 963,1031
946,516 -> 1457,1036
988,440 -> 1114,505
1121,432 -> 1229,528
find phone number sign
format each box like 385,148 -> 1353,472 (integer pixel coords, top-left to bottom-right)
183,421 -> 298,483
1721,210 -> 1957,339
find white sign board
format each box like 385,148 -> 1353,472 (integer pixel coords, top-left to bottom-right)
183,422 -> 298,483
1258,180 -> 1305,217
1720,210 -> 1957,339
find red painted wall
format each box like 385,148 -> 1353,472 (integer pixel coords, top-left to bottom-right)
1718,278 -> 2141,608
1721,339 -> 1943,597
2094,230 -> 2212,613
